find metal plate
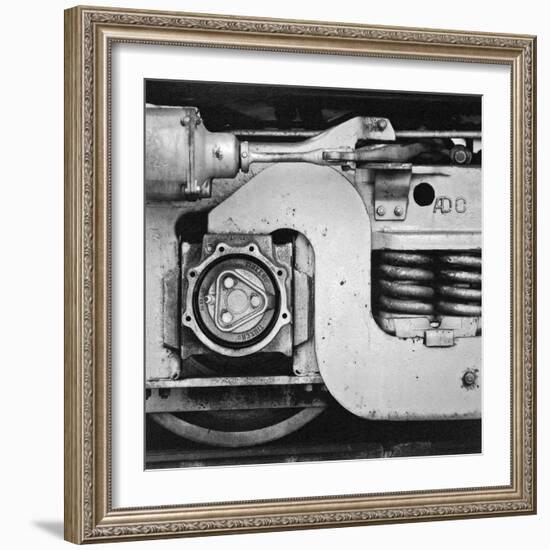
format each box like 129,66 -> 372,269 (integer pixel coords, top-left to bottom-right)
209,163 -> 481,420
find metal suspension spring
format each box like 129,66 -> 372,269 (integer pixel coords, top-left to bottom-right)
435,252 -> 482,316
375,251 -> 436,315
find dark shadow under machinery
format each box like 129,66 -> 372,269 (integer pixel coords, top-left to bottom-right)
145,81 -> 482,468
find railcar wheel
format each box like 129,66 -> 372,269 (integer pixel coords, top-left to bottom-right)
150,407 -> 324,448
150,357 -> 325,448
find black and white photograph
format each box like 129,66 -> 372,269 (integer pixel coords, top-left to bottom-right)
144,80 -> 483,469
56,2 -> 538,544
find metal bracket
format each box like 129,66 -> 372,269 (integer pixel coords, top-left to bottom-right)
162,269 -> 179,350
370,163 -> 412,221
145,376 -> 327,413
424,329 -> 455,348
375,314 -> 480,346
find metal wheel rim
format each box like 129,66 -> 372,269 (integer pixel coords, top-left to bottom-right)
151,407 -> 325,448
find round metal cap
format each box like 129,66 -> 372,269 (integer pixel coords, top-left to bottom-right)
192,255 -> 280,349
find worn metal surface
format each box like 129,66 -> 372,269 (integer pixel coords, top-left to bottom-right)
292,234 -> 319,375
209,163 -> 481,420
146,190 -> 261,380
147,375 -> 324,387
240,116 -> 396,172
145,205 -> 182,380
356,165 -> 482,250
372,165 -> 412,221
376,314 -> 480,340
162,269 -> 179,350
146,384 -> 328,412
146,109 -> 397,201
182,234 -> 292,357
146,106 -> 240,199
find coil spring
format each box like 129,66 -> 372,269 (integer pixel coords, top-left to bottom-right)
374,250 -> 481,317
376,251 -> 436,315
436,252 -> 481,316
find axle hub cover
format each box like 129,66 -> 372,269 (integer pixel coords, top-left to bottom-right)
182,238 -> 291,356
194,256 -> 279,348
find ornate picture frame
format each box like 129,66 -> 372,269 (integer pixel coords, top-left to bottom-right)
64,5 -> 536,543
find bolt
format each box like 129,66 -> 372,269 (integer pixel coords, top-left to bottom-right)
377,119 -> 388,131
195,117 -> 202,126
204,244 -> 213,254
223,277 -> 235,289
394,205 -> 404,216
241,151 -> 248,158
462,371 -> 477,387
304,384 -> 313,393
250,294 -> 261,308
221,311 -> 233,324
181,116 -> 190,126
376,205 -> 386,216
454,150 -> 467,163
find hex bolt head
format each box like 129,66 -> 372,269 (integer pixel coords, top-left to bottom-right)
250,294 -> 261,308
394,205 -> 404,216
376,205 -> 386,216
462,370 -> 477,387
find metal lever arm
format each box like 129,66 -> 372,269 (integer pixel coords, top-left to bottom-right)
145,106 -> 396,199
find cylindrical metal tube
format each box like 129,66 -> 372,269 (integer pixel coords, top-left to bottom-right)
247,149 -> 327,166
395,130 -> 481,139
146,107 -> 191,198
233,129 -> 481,139
145,106 -> 240,200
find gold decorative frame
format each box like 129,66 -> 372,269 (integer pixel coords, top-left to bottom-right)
64,5 -> 537,544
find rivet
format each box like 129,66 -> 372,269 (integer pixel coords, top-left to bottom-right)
376,205 -> 386,216
394,205 -> 404,216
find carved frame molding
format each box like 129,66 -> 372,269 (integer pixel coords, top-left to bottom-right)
64,5 -> 536,543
